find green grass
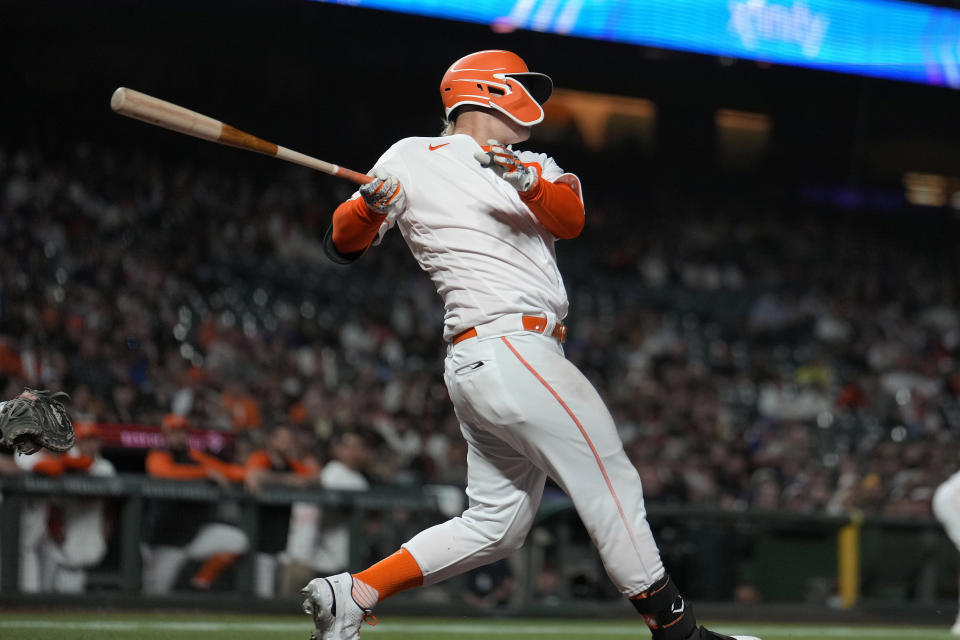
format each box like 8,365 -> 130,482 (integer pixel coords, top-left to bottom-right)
0,612 -> 951,640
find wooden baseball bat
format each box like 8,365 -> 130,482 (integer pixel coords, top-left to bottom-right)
110,87 -> 372,185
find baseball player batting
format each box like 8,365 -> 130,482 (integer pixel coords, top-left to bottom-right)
300,50 -> 761,640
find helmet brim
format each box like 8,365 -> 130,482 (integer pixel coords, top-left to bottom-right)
507,72 -> 553,105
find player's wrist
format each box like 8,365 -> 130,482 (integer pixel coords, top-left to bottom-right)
517,171 -> 542,199
357,197 -> 389,221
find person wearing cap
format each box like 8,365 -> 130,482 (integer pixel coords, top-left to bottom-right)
141,413 -> 249,594
304,50 -> 760,640
15,421 -> 116,592
243,424 -> 320,598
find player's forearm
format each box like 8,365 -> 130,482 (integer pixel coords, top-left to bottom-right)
32,457 -> 66,476
520,179 -> 584,239
148,463 -> 208,480
190,450 -> 246,482
62,453 -> 95,471
289,457 -> 320,477
146,451 -> 209,480
332,197 -> 387,254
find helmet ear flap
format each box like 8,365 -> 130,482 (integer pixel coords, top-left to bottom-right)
493,78 -> 546,126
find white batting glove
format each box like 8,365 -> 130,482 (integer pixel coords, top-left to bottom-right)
474,140 -> 539,194
359,168 -> 405,215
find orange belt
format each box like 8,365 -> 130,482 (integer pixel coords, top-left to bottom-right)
452,315 -> 568,345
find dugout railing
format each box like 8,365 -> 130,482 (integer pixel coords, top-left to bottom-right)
0,475 -> 954,615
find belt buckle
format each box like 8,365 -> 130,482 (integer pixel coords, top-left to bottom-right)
556,324 -> 568,343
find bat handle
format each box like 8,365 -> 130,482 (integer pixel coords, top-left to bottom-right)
335,167 -> 374,185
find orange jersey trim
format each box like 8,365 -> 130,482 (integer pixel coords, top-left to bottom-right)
520,172 -> 585,239
331,197 -> 387,255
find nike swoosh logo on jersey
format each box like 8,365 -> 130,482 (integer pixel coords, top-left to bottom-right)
429,143 -> 450,151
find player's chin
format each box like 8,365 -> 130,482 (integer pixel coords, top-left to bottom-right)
511,125 -> 532,144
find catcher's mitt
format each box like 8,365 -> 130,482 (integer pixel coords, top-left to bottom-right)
0,389 -> 75,454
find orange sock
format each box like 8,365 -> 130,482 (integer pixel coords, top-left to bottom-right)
191,552 -> 240,589
352,548 -> 423,607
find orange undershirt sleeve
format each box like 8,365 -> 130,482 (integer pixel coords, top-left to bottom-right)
244,450 -> 272,472
288,458 -> 319,477
62,454 -> 95,472
190,450 -> 246,482
519,176 -> 585,240
145,450 -> 209,480
331,197 -> 387,255
32,456 -> 66,476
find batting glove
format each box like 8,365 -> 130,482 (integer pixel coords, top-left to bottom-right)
359,168 -> 405,216
474,140 -> 539,194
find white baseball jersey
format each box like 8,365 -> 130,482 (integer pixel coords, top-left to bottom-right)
350,132 -> 666,599
355,133 -> 582,341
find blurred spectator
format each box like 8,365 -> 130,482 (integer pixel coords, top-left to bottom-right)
0,449 -> 17,586
222,381 -> 262,431
14,423 -> 116,592
0,450 -> 17,476
320,431 -> 372,491
16,446 -> 69,592
283,431 -> 371,593
243,424 -> 320,598
462,558 -> 516,610
1,143 -> 959,517
141,413 -> 248,594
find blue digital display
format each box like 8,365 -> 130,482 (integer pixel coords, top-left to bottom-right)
315,0 -> 960,88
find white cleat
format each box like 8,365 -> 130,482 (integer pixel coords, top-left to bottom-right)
950,619 -> 960,636
301,572 -> 373,640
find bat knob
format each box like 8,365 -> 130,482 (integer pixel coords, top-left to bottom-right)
110,87 -> 128,112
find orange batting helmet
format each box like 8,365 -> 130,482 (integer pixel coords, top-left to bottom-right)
440,50 -> 553,127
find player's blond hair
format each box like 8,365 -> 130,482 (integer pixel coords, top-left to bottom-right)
440,118 -> 455,136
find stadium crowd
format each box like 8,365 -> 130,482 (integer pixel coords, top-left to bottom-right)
1,142 -> 958,528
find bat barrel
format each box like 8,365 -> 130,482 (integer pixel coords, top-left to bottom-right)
110,87 -> 372,185
111,87 -> 224,142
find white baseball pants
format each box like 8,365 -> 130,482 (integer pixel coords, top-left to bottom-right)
403,331 -> 665,597
141,523 -> 249,594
